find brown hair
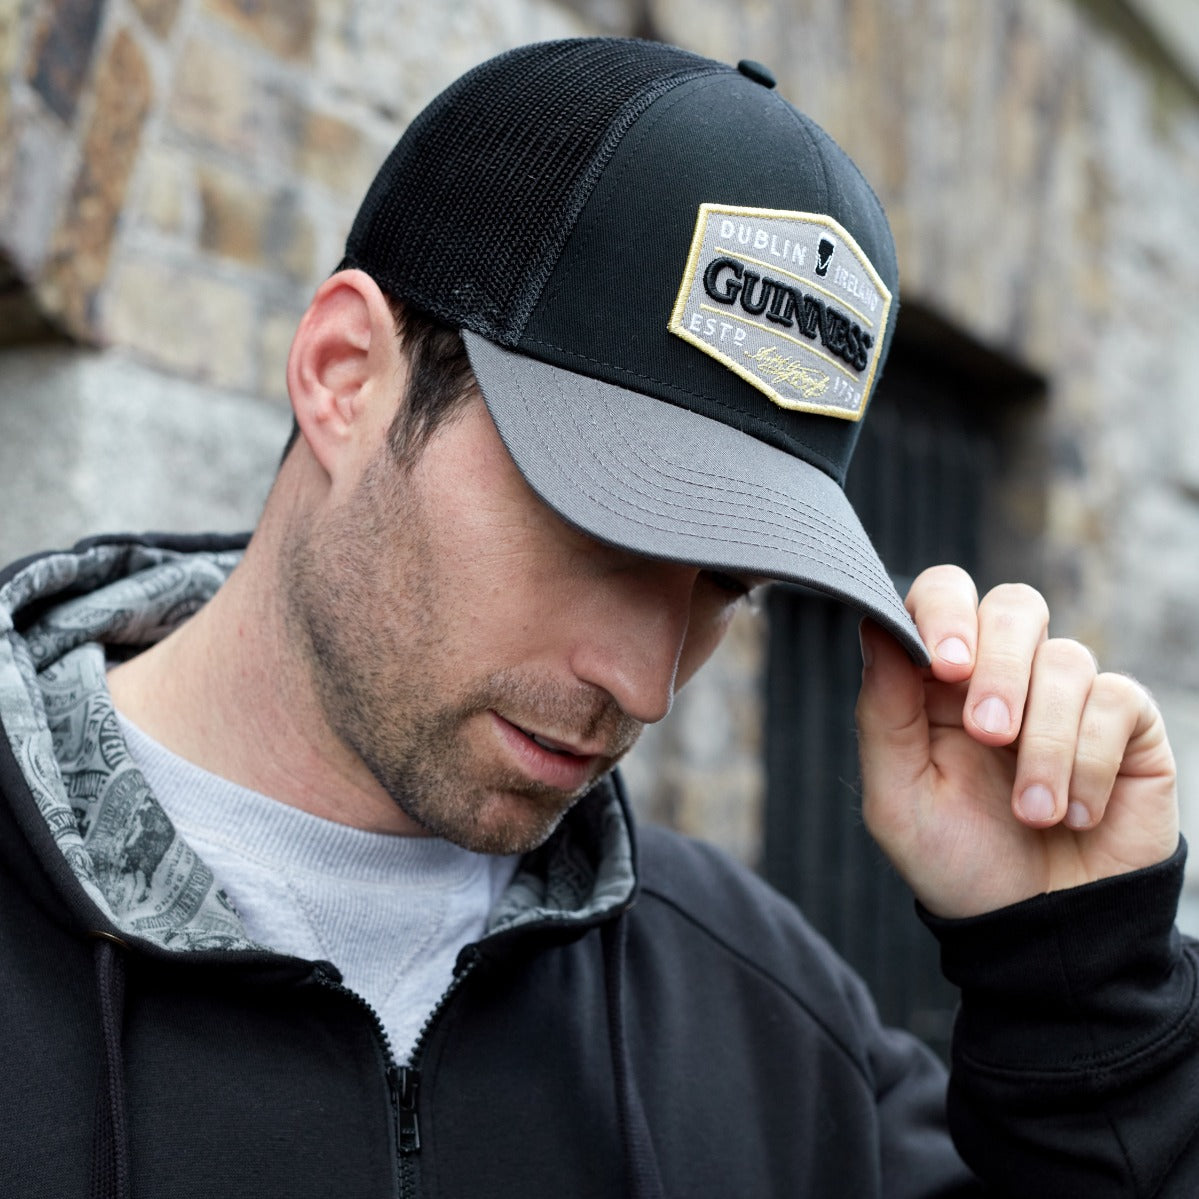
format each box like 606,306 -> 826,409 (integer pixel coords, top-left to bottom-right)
380,294 -> 476,466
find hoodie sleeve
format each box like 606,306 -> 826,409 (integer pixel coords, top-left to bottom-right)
922,840 -> 1199,1199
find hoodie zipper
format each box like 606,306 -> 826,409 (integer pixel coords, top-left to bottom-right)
393,946 -> 483,1199
312,963 -> 406,1196
314,947 -> 482,1199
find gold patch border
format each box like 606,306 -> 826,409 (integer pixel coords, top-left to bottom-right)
668,203 -> 894,422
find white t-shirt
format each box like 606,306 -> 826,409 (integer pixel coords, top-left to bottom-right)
117,713 -> 519,1064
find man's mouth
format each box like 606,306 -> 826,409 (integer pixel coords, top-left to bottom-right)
488,712 -> 609,792
518,727 -> 582,757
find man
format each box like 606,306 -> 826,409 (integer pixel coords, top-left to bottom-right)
0,36 -> 1192,1199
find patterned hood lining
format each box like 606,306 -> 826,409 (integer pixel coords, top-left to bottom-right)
0,544 -> 254,950
0,540 -> 635,953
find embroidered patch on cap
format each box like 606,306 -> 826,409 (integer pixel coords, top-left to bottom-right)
668,204 -> 892,421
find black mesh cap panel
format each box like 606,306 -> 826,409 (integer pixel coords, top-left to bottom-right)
344,38 -> 728,344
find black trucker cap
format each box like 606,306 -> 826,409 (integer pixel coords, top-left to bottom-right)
344,37 -> 928,663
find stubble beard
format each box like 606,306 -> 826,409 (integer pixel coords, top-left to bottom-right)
280,450 -> 641,855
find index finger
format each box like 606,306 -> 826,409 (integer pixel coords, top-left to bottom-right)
905,565 -> 980,682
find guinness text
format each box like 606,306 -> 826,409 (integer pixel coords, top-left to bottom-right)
702,257 -> 873,373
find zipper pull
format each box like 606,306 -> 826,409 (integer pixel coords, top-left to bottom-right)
392,1065 -> 421,1155
311,960 -> 344,985
454,944 -> 482,976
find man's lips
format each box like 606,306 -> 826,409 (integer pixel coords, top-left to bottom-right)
489,712 -> 606,791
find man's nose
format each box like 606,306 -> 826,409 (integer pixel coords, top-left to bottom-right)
568,563 -> 696,725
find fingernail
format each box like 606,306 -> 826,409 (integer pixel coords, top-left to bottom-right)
1018,784 -> 1056,823
1065,802 -> 1091,830
937,636 -> 971,665
974,696 -> 1012,735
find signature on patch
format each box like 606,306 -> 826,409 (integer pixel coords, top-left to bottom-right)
743,346 -> 829,398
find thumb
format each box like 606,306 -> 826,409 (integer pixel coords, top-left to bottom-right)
855,618 -> 932,794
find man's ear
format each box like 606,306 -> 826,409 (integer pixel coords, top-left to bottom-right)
285,269 -> 402,479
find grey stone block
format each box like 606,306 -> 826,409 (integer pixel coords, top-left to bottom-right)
0,345 -> 290,564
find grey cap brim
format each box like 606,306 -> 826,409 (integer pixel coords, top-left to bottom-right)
463,331 -> 929,665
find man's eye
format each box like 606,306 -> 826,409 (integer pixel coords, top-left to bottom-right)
700,571 -> 771,611
704,571 -> 752,599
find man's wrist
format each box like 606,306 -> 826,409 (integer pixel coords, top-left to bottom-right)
920,838 -> 1191,1073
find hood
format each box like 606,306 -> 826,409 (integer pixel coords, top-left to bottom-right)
0,535 -> 255,950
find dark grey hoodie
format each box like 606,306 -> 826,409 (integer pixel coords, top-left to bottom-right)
0,533 -> 1195,1199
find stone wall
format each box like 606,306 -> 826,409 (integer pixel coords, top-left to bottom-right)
2,0 -> 1198,905
1,0 -> 589,390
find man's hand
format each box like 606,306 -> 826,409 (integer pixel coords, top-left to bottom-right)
856,565 -> 1179,919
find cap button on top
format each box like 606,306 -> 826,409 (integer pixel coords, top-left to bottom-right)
736,59 -> 776,89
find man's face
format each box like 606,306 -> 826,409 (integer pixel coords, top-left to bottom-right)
283,391 -> 754,855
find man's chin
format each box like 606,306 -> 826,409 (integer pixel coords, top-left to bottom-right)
395,779 -> 594,857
